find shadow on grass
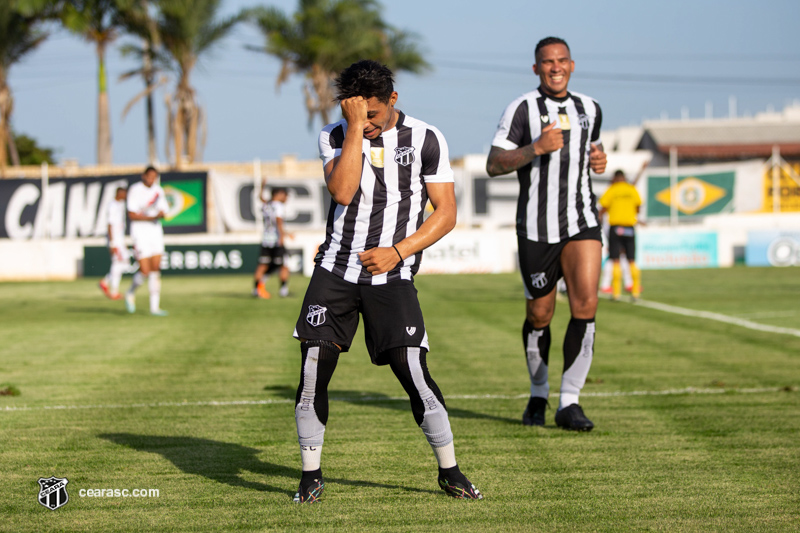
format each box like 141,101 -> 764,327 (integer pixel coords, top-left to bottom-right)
264,385 -> 519,425
99,433 -> 436,498
65,307 -> 130,315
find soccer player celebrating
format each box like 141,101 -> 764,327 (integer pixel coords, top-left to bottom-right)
99,187 -> 128,300
252,179 -> 290,299
291,60 -> 482,503
486,37 -> 607,431
125,166 -> 169,316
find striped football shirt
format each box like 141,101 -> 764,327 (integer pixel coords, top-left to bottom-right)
492,88 -> 603,243
316,111 -> 454,285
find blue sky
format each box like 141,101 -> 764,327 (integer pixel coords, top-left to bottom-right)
9,0 -> 800,166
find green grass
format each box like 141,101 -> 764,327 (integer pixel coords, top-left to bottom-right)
1,268 -> 799,532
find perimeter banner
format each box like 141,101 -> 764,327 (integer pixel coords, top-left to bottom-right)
745,230 -> 800,267
0,172 -> 207,239
83,243 -> 304,276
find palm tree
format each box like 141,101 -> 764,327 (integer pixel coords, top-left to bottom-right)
0,1 -> 50,173
117,0 -> 167,164
61,0 -> 126,166
154,0 -> 243,168
250,0 -> 428,127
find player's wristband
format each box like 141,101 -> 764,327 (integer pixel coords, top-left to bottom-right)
392,245 -> 403,261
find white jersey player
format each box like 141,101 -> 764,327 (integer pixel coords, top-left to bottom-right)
252,178 -> 290,299
125,166 -> 169,316
99,187 -> 129,300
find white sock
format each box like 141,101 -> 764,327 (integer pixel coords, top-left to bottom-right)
148,272 -> 161,312
559,321 -> 595,410
128,272 -> 144,294
110,262 -> 126,294
300,445 -> 323,471
431,442 -> 457,469
525,328 -> 550,399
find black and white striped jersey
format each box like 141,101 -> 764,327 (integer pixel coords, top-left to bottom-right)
492,88 -> 603,243
316,111 -> 454,285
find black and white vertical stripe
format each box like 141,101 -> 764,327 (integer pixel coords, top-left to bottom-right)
491,88 -> 602,243
316,111 -> 453,285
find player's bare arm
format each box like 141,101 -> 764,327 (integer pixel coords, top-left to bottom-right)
277,217 -> 285,246
325,97 -> 369,205
486,121 -> 563,177
359,182 -> 457,275
127,211 -> 162,222
260,177 -> 269,203
589,143 -> 607,174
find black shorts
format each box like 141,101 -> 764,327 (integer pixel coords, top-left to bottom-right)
607,226 -> 636,260
518,226 -> 602,299
259,245 -> 286,273
293,267 -> 428,365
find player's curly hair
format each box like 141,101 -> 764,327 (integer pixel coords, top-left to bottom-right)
334,60 -> 395,103
535,36 -> 570,62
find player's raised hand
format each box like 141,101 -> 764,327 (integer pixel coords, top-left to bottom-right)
589,144 -> 607,174
535,121 -> 564,154
358,247 -> 401,275
340,96 -> 368,128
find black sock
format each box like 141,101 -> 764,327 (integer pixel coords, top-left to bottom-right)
438,465 -> 466,484
301,468 -> 323,487
254,280 -> 260,289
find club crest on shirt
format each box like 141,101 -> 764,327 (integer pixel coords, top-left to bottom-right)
530,272 -> 548,290
578,113 -> 590,130
394,146 -> 415,166
370,147 -> 384,168
306,305 -> 327,327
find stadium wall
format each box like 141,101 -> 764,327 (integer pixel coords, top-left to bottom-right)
4,215 -> 800,281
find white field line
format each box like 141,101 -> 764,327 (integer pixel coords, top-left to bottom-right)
731,310 -> 797,319
1,387 -> 791,413
633,299 -> 800,338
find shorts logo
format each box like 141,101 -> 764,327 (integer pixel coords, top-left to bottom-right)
406,327 -> 416,336
306,305 -> 327,327
530,272 -> 548,290
394,146 -> 415,166
578,113 -> 590,130
38,476 -> 69,510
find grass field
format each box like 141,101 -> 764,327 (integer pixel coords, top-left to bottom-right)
1,268 -> 799,532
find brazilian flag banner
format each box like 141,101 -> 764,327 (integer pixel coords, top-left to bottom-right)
160,173 -> 207,233
647,171 -> 734,218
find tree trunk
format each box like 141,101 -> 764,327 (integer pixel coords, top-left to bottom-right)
0,69 -> 16,172
96,42 -> 113,165
144,39 -> 157,164
0,76 -> 8,176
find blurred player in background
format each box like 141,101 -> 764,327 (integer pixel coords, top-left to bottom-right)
291,60 -> 482,503
99,186 -> 128,300
599,162 -> 646,301
252,179 -> 290,299
599,160 -> 648,298
125,166 -> 169,316
486,37 -> 607,431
